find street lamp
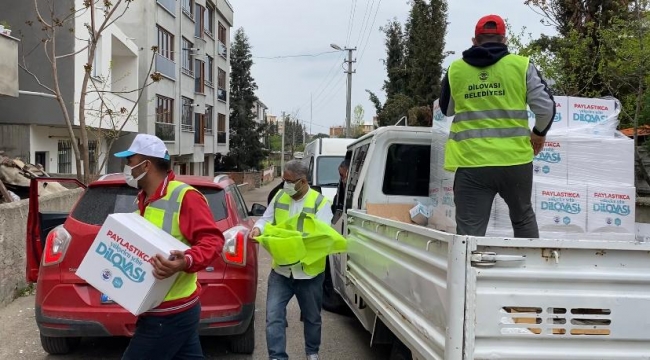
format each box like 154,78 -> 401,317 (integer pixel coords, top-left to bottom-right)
330,43 -> 356,138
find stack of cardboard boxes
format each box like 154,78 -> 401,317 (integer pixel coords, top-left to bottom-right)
429,96 -> 636,240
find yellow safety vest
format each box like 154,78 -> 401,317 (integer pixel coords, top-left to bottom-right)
444,54 -> 533,172
141,180 -> 201,302
272,188 -> 328,276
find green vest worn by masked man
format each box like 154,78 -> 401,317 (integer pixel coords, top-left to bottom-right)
444,53 -> 533,172
259,188 -> 346,277
140,180 -> 200,302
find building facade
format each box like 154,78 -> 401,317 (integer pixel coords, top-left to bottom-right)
0,0 -> 234,177
113,0 -> 234,176
0,0 -> 139,175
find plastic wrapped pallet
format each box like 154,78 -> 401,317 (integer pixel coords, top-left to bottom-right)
587,185 -> 636,234
534,179 -> 588,233
533,135 -> 569,183
567,96 -> 619,136
567,131 -> 634,187
528,96 -> 569,134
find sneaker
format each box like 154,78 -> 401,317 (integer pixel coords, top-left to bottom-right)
306,354 -> 320,360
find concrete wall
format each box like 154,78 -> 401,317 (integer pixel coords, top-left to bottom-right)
219,166 -> 276,192
0,33 -> 19,97
0,188 -> 83,307
0,124 -> 30,160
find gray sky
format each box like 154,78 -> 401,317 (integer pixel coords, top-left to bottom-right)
234,1 -> 555,134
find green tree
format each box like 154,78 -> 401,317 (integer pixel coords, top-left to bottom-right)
229,28 -> 266,170
352,104 -> 365,137
404,0 -> 448,105
382,19 -> 408,98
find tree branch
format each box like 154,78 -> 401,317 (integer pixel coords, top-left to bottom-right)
56,44 -> 89,59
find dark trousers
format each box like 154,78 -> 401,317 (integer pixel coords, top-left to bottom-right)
266,270 -> 325,360
122,303 -> 203,360
453,162 -> 539,238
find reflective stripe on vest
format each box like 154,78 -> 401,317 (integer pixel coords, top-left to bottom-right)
141,180 -> 198,303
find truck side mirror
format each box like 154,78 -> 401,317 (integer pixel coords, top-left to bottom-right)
249,203 -> 267,217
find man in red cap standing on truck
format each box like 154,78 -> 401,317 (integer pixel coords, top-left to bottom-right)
439,14 -> 556,238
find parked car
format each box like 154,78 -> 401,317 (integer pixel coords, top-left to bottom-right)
26,174 -> 268,355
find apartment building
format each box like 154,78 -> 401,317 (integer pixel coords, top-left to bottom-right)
113,0 -> 234,176
0,0 -> 139,174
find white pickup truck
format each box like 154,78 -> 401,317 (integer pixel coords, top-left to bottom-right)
324,126 -> 650,360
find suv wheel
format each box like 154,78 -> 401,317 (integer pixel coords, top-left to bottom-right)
40,334 -> 81,355
229,315 -> 255,354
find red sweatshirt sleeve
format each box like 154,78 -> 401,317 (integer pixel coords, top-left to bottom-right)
178,189 -> 225,273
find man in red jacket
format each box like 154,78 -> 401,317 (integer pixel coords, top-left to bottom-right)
115,134 -> 224,360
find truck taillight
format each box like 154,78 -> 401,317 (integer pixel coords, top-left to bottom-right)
42,225 -> 71,266
222,226 -> 248,267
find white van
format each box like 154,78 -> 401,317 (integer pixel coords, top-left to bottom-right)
303,138 -> 356,201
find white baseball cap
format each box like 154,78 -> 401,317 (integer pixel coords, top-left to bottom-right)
114,134 -> 170,160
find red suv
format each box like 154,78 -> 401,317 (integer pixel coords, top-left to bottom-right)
26,174 -> 267,355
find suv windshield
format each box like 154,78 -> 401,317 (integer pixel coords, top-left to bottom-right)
71,185 -> 228,226
316,156 -> 343,186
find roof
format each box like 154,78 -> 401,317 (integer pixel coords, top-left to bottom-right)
91,173 -> 234,188
620,125 -> 650,137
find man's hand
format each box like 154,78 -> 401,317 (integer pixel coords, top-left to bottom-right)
249,227 -> 261,241
530,132 -> 545,156
152,250 -> 187,280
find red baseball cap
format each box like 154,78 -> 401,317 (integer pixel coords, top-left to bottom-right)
475,14 -> 506,37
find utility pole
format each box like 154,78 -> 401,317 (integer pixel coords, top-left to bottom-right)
330,44 -> 356,138
344,47 -> 357,138
281,111 -> 286,172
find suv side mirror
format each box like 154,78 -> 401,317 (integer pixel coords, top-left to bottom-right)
249,203 -> 267,217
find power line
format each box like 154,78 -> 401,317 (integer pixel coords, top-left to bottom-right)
253,50 -> 339,60
354,0 -> 374,47
345,0 -> 358,46
357,0 -> 383,66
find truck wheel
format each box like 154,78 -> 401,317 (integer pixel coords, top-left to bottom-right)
229,316 -> 255,354
389,338 -> 412,360
40,334 -> 81,355
322,257 -> 351,316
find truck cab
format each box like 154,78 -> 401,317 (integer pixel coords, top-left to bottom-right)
303,137 -> 356,202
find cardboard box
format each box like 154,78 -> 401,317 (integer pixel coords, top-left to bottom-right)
587,185 -> 635,234
533,136 -> 568,183
528,96 -> 568,134
568,97 -> 617,131
366,203 -> 414,224
535,181 -> 587,233
76,213 -> 190,316
567,135 -> 635,186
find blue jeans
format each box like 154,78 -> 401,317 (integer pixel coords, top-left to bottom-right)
266,270 -> 325,360
122,303 -> 203,360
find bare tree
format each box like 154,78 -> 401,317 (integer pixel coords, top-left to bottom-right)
20,0 -> 161,183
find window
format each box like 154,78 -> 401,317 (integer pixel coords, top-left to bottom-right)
205,105 -> 213,135
195,4 -> 205,38
217,113 -> 226,143
218,22 -> 227,43
70,185 -> 228,226
316,156 -> 344,186
194,113 -> 205,144
157,26 -> 174,61
229,185 -> 249,220
204,3 -> 215,36
182,0 -> 194,18
57,140 -> 72,174
195,59 -> 205,93
206,56 -> 214,87
346,144 -> 370,210
182,38 -> 193,75
382,144 -> 430,196
156,95 -> 174,124
88,140 -> 98,174
181,97 -> 193,131
217,68 -> 226,89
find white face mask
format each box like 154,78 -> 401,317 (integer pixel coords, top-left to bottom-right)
123,161 -> 147,188
283,180 -> 300,197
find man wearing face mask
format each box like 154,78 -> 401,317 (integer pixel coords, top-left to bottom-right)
114,134 -> 224,360
249,160 -> 333,360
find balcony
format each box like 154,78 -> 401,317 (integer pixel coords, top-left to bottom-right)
155,54 -> 176,80
218,41 -> 227,59
217,88 -> 227,102
217,131 -> 227,144
156,0 -> 176,15
156,122 -> 176,142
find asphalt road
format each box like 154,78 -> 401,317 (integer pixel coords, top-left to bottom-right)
0,179 -> 390,359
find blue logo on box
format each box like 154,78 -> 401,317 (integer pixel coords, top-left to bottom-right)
615,218 -> 622,226
112,277 -> 124,289
101,269 -> 112,281
542,165 -> 550,174
563,216 -> 571,225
